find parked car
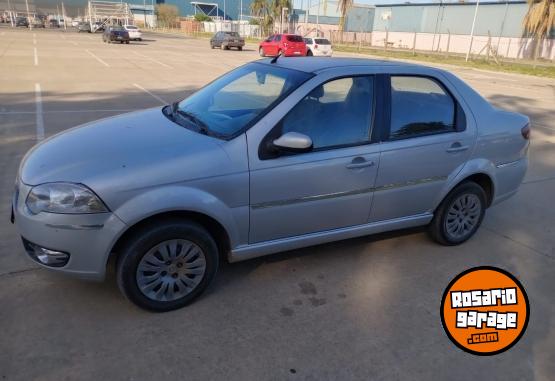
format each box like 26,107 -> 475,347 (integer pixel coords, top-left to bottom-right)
92,21 -> 105,33
102,25 -> 130,44
259,34 -> 307,57
77,21 -> 91,33
12,58 -> 530,311
304,37 -> 333,57
123,24 -> 142,40
15,17 -> 29,27
210,31 -> 245,50
71,20 -> 79,27
32,20 -> 46,28
49,19 -> 60,28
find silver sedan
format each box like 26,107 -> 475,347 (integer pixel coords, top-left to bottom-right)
12,58 -> 530,311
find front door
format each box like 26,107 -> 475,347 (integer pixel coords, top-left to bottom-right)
370,75 -> 476,222
248,76 -> 380,243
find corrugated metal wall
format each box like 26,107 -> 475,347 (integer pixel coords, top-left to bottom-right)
371,2 -> 529,38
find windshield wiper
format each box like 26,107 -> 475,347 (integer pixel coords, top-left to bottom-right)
168,102 -> 211,136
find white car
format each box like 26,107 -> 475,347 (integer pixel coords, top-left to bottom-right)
304,37 -> 333,57
124,24 -> 142,41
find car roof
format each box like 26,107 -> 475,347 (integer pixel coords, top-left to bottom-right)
256,57 -> 422,74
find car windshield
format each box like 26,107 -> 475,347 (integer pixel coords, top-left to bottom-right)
315,38 -> 331,45
286,35 -> 303,42
225,32 -> 239,37
111,26 -> 125,31
171,63 -> 312,138
126,25 -> 138,29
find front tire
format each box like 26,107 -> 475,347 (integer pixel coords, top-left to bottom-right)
428,181 -> 487,245
117,219 -> 219,312
306,50 -> 313,56
259,47 -> 265,57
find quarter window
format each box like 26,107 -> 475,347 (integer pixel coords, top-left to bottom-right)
389,76 -> 456,140
280,76 -> 374,149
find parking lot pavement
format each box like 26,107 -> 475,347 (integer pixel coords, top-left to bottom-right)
1,25 -> 554,380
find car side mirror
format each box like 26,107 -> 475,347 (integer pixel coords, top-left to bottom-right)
272,132 -> 313,153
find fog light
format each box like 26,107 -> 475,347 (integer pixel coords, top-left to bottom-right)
22,238 -> 70,267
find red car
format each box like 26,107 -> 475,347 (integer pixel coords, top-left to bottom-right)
259,34 -> 307,57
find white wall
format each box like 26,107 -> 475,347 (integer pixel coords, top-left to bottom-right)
370,31 -> 554,60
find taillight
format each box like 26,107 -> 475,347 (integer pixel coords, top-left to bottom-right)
521,124 -> 531,140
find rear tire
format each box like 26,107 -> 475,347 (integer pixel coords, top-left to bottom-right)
238,46 -> 242,51
117,219 -> 219,312
428,181 -> 487,246
125,41 -> 129,44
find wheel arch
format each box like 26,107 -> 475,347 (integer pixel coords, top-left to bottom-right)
438,171 -> 495,211
110,210 -> 231,264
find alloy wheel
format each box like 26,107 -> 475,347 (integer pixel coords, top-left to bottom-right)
136,239 -> 207,302
445,193 -> 482,240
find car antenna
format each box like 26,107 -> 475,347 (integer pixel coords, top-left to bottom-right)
270,51 -> 283,64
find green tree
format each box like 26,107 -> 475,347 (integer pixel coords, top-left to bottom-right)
271,0 -> 291,32
337,0 -> 353,32
250,0 -> 273,36
523,0 -> 555,60
194,13 -> 212,22
155,4 -> 179,28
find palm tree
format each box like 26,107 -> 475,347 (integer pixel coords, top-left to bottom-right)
251,0 -> 269,36
271,0 -> 291,33
523,0 -> 555,60
337,0 -> 353,32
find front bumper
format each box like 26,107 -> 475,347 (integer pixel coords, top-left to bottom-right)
13,182 -> 127,280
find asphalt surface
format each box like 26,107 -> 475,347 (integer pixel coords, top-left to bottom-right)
1,26 -> 554,380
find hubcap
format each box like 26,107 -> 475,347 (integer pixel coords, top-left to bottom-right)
136,239 -> 206,302
445,193 -> 482,239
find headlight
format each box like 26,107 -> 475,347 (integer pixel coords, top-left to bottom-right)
26,183 -> 108,214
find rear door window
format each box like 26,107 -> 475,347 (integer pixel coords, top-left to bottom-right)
315,39 -> 331,45
389,76 -> 456,140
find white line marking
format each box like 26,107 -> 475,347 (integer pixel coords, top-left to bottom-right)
33,38 -> 36,45
85,49 -> 109,67
133,84 -> 167,105
33,47 -> 38,66
61,35 -> 66,40
70,41 -> 78,46
87,36 -> 94,40
35,83 -> 45,141
33,33 -> 36,38
0,109 -> 135,114
132,51 -> 173,69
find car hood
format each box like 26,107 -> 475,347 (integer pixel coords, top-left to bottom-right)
19,108 -> 233,197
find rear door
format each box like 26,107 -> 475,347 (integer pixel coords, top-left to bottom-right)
370,74 -> 476,222
260,35 -> 274,54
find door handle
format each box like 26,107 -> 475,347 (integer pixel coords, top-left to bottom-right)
446,142 -> 469,153
346,159 -> 375,169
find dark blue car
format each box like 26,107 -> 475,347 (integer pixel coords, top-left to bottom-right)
102,25 -> 130,44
